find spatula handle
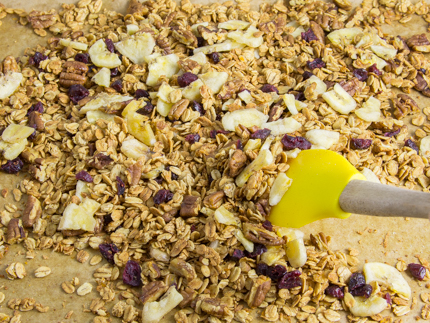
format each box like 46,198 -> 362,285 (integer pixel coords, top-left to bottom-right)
339,180 -> 430,220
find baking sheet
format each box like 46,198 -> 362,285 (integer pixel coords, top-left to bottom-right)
0,0 -> 429,322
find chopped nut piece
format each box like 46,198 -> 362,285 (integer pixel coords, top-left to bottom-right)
203,191 -> 225,209
22,195 -> 42,228
201,298 -> 233,318
7,218 -> 25,244
247,275 -> 271,308
407,34 -> 430,52
168,258 -> 196,281
140,281 -> 168,304
242,223 -> 284,246
180,195 -> 201,217
229,149 -> 247,177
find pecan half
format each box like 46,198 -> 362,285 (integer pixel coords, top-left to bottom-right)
168,99 -> 189,121
172,26 -> 197,47
414,73 -> 428,92
229,150 -> 247,177
27,10 -> 56,29
203,191 -> 224,209
242,223 -> 284,246
247,275 -> 271,308
268,100 -> 284,122
140,281 -> 168,304
59,61 -> 88,87
127,161 -> 143,186
201,298 -> 232,318
28,112 -> 44,131
309,21 -> 325,43
7,219 -> 25,244
156,35 -> 171,55
178,58 -> 201,74
256,199 -> 271,218
180,195 -> 201,218
170,238 -> 188,257
407,34 -> 430,52
22,195 -> 42,228
393,93 -> 419,119
179,287 -> 198,308
168,258 -> 196,281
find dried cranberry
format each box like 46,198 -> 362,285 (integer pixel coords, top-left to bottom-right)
111,79 -> 123,92
405,139 -> 419,152
325,285 -> 344,298
190,224 -> 197,232
307,58 -> 326,70
28,129 -> 37,141
408,263 -> 426,281
261,84 -> 279,94
250,128 -> 271,140
301,29 -> 318,42
267,265 -> 287,282
29,52 -> 48,67
216,114 -> 222,121
166,166 -> 178,181
278,270 -> 302,289
262,220 -> 273,232
302,71 -> 314,80
123,260 -> 142,287
105,38 -> 115,53
351,138 -> 372,150
210,130 -> 229,139
197,37 -> 205,47
368,64 -> 382,76
384,293 -> 392,305
420,68 -> 426,74
110,67 -> 119,77
281,135 -> 312,150
99,243 -> 119,264
68,84 -> 89,104
192,101 -> 204,115
256,263 -> 269,276
294,91 -> 306,101
153,189 -> 174,204
383,128 -> 400,137
135,89 -> 149,99
211,52 -> 220,64
350,284 -> 372,298
1,158 -> 24,174
27,101 -> 44,116
231,249 -> 245,261
76,170 -> 93,182
348,272 -> 366,292
236,140 -> 243,150
136,102 -> 154,115
353,68 -> 368,81
245,243 -> 267,259
154,175 -> 163,184
185,133 -> 200,144
75,53 -> 90,64
116,176 -> 126,196
178,72 -> 198,87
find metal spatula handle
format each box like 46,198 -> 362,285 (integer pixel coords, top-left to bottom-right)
339,180 -> 430,220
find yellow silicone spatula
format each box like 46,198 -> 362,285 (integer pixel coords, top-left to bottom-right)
269,149 -> 430,228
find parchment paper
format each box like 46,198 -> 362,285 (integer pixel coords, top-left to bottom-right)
0,0 -> 430,322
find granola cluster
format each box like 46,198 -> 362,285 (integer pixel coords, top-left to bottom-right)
1,0 -> 430,322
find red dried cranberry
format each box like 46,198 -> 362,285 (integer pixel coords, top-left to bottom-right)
262,220 -> 273,231
68,84 -> 89,104
256,263 -> 269,276
110,67 -> 119,77
420,68 -> 426,74
245,243 -> 267,259
216,114 -> 222,121
282,135 -> 311,150
75,53 -> 90,64
210,129 -> 230,138
405,139 -> 419,152
261,84 -> 279,94
190,224 -> 197,232
94,153 -> 113,168
307,58 -> 326,70
99,243 -> 119,264
166,166 -> 178,180
178,72 -> 198,87
136,102 -> 154,115
278,270 -> 302,289
1,158 -> 24,174
104,38 -> 115,53
197,37 -> 205,47
384,293 -> 392,305
368,64 -> 382,76
116,176 -> 126,195
123,260 -> 142,287
231,249 -> 245,261
383,128 -> 400,137
351,138 -> 372,150
135,89 -> 149,99
267,265 -> 287,282
302,71 -> 314,80
111,79 -> 123,92
28,129 -> 37,141
153,189 -> 174,204
29,52 -> 48,67
154,176 -> 163,184
301,29 -> 318,42
192,101 -> 204,115
185,133 -> 200,144
348,272 -> 366,292
294,91 -> 305,101
76,170 -> 93,182
353,68 -> 368,81
325,285 -> 344,298
250,128 -> 271,140
350,284 -> 372,298
27,101 -> 44,116
88,143 -> 96,156
408,263 -> 426,281
211,52 -> 220,64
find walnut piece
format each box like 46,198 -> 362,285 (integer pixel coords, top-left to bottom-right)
27,10 -> 56,30
242,223 -> 284,246
201,298 -> 233,318
178,58 -> 201,74
168,258 -> 196,281
258,15 -> 286,34
180,195 -> 201,217
247,275 -> 271,308
140,281 -> 168,304
7,218 -> 25,244
28,111 -> 44,132
168,99 -> 189,121
229,150 -> 247,177
22,195 -> 42,228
